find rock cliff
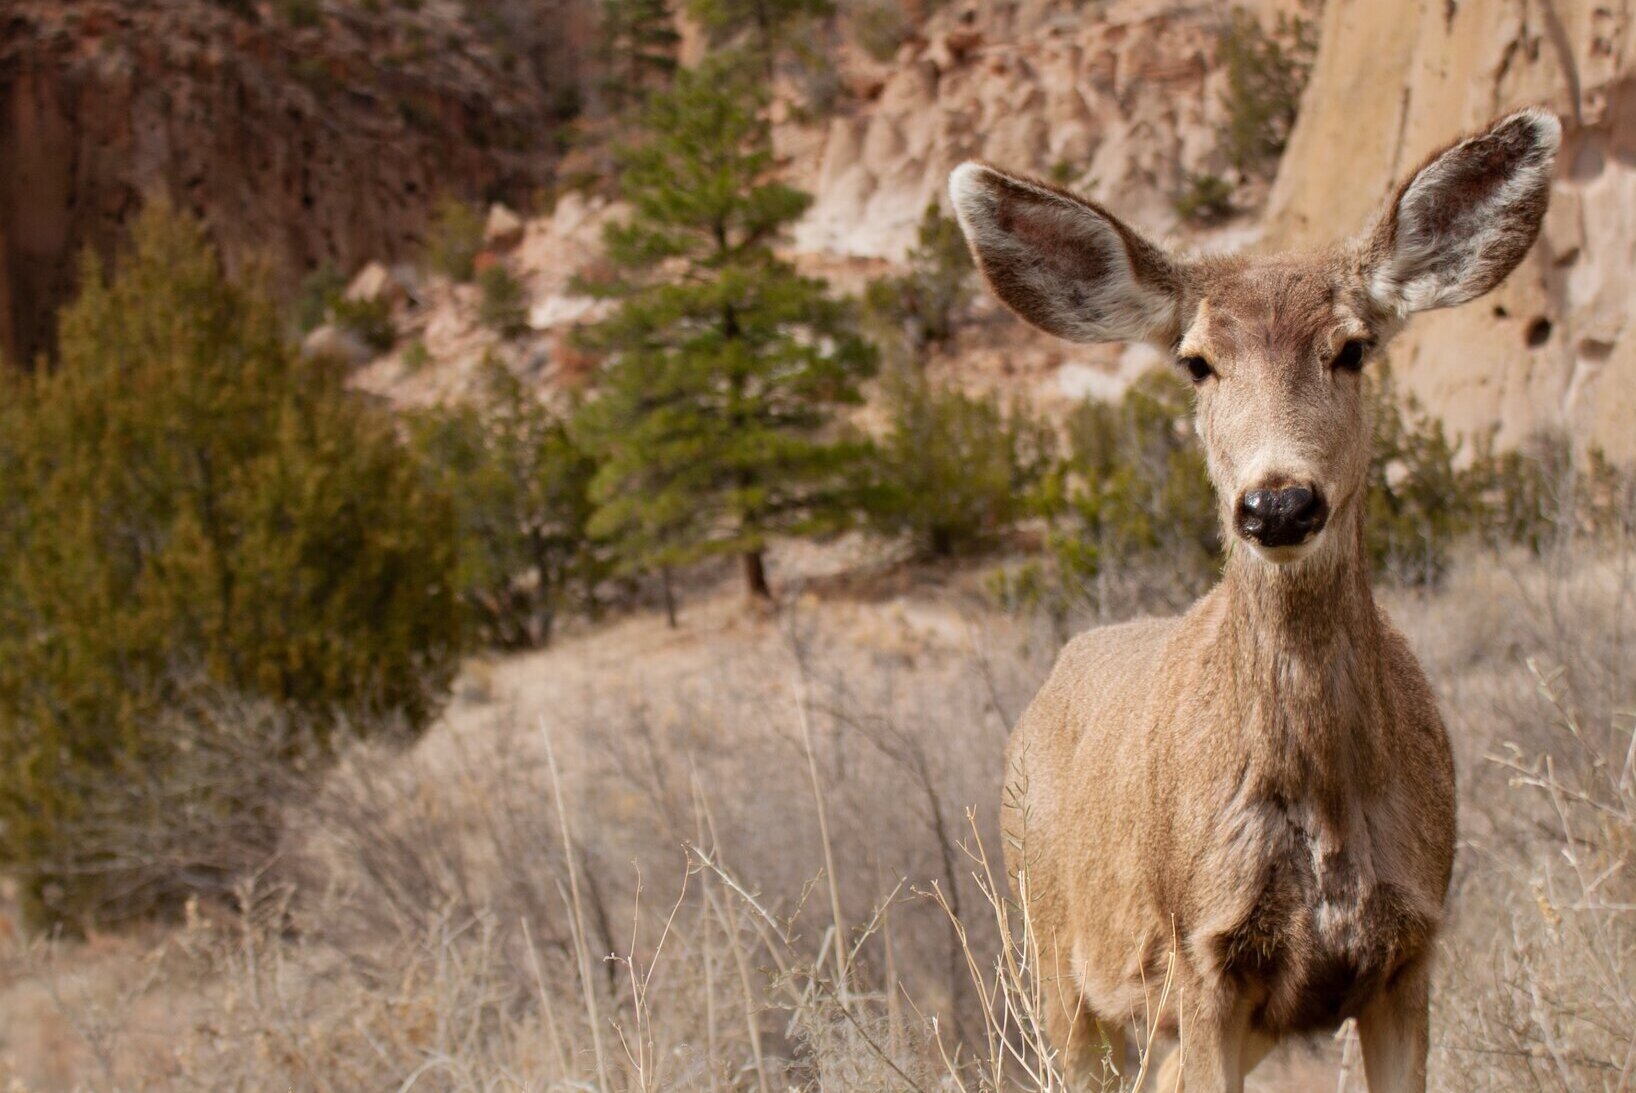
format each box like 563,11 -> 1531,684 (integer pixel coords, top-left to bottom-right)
1270,0 -> 1636,459
0,0 -> 589,366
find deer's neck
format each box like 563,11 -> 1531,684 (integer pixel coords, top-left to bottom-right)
1222,512 -> 1378,651
1217,507 -> 1387,785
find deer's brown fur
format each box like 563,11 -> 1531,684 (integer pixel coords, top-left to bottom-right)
951,109 -> 1561,1092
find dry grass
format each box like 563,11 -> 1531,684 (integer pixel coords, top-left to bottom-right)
0,547 -> 1631,1091
1390,549 -> 1636,1091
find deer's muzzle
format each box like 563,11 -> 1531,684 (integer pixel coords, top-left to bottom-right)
1236,486 -> 1328,549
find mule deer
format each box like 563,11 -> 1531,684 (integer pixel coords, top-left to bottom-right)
950,109 -> 1560,1092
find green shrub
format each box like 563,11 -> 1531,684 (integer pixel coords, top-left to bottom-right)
863,202 -> 975,361
1362,370 -> 1633,583
403,338 -> 433,372
1579,446 -> 1636,541
1218,6 -> 1317,176
1174,172 -> 1234,223
410,360 -> 603,648
477,264 -> 530,338
1364,367 -> 1478,585
1469,430 -> 1636,553
865,370 -> 1052,558
0,203 -> 461,928
330,294 -> 397,352
1000,370 -> 1218,621
277,0 -> 323,28
423,197 -> 485,282
1474,430 -> 1575,555
294,261 -> 347,333
851,0 -> 909,62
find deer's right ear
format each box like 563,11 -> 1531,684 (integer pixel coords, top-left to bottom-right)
1365,108 -> 1561,314
949,162 -> 1183,344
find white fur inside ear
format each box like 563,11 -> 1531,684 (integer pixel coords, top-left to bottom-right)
1370,109 -> 1561,314
948,162 -> 1177,343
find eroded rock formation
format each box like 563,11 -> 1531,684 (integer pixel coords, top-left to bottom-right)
785,0 -> 1288,259
1270,0 -> 1635,459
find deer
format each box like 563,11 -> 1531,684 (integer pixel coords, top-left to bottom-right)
948,108 -> 1560,1092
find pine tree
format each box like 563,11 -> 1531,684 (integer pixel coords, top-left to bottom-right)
575,54 -> 875,604
598,0 -> 680,114
0,202 -> 461,927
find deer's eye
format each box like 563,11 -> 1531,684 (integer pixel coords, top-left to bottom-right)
1180,355 -> 1214,384
1331,339 -> 1369,372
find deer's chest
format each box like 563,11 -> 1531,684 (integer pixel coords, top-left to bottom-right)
1201,792 -> 1432,1035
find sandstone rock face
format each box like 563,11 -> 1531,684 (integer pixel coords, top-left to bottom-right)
0,0 -> 590,367
784,0 -> 1298,261
1268,0 -> 1636,460
514,191 -> 620,336
484,203 -> 527,251
344,262 -> 410,308
782,0 -> 1230,258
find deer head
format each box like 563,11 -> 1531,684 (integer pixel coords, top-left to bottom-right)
950,109 -> 1560,567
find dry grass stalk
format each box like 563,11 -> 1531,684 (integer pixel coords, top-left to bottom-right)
541,714 -> 614,1093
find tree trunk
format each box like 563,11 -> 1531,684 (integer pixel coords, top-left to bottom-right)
530,541 -> 555,648
661,567 -> 678,629
742,550 -> 771,600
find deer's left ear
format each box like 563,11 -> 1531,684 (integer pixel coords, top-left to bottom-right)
1365,108 -> 1561,314
949,162 -> 1184,344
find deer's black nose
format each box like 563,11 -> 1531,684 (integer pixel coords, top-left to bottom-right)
1237,486 -> 1326,548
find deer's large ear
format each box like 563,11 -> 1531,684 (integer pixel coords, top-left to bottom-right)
1366,108 -> 1561,314
949,162 -> 1183,344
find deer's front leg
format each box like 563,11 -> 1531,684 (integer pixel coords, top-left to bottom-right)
1160,994 -> 1256,1093
1357,959 -> 1430,1093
